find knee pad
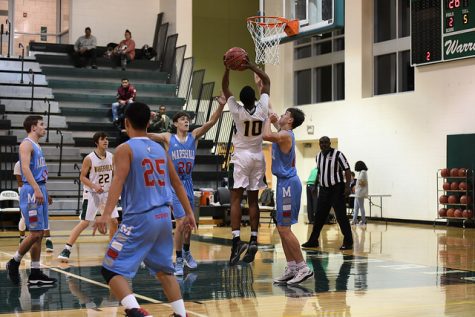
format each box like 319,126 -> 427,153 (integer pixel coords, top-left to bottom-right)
101,266 -> 119,284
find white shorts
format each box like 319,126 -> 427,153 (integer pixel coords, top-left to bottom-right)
230,150 -> 266,191
80,191 -> 118,221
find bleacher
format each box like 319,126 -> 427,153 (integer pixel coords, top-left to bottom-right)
0,12 -> 234,220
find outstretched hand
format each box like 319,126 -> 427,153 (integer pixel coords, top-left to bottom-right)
216,93 -> 227,106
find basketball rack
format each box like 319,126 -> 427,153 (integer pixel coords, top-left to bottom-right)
246,16 -> 299,65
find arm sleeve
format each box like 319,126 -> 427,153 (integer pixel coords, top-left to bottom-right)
14,161 -> 21,175
337,152 -> 350,170
258,93 -> 269,116
227,96 -> 240,114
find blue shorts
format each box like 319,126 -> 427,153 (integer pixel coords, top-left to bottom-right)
19,183 -> 49,231
102,205 -> 174,279
171,178 -> 193,219
275,176 -> 302,226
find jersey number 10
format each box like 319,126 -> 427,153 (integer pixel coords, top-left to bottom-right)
243,120 -> 263,137
142,158 -> 166,187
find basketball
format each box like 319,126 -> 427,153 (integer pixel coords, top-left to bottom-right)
447,208 -> 455,217
439,195 -> 448,204
454,209 -> 463,217
459,182 -> 469,190
443,182 -> 451,190
462,209 -> 468,218
460,195 -> 472,205
224,47 -> 249,71
450,168 -> 459,177
450,182 -> 459,190
458,168 -> 467,177
448,195 -> 458,204
439,208 -> 447,217
441,168 -> 449,177
467,210 -> 473,218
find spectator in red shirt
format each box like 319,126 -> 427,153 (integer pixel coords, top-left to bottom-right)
112,78 -> 136,126
113,29 -> 136,71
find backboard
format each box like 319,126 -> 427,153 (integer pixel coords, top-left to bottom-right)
259,0 -> 344,43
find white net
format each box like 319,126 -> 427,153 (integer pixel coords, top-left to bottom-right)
247,17 -> 287,65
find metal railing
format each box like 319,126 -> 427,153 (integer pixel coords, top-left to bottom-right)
29,69 -> 35,112
73,164 -> 81,214
56,129 -> 64,176
44,98 -> 52,142
19,43 -> 25,83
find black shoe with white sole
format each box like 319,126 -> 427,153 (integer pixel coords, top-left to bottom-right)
28,270 -> 57,285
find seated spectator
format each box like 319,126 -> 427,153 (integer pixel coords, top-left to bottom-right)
112,78 -> 136,127
72,27 -> 97,69
113,29 -> 136,70
149,105 -> 172,132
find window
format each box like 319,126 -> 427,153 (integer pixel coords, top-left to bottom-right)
295,70 -> 312,105
294,29 -> 345,104
373,0 -> 413,95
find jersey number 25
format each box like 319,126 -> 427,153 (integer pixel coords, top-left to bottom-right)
142,158 -> 166,187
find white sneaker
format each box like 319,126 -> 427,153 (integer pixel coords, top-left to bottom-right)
174,257 -> 184,276
358,220 -> 367,226
286,267 -> 314,285
273,266 -> 296,284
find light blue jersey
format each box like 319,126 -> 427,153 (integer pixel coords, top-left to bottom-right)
168,133 -> 195,218
272,131 -> 301,226
168,133 -> 195,182
19,137 -> 49,231
20,137 -> 48,184
271,130 -> 297,179
103,137 -> 175,278
121,137 -> 172,215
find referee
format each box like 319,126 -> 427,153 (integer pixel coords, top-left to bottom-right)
302,136 -> 354,250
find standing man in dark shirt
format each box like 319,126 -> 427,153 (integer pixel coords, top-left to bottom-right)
302,136 -> 353,250
112,78 -> 136,127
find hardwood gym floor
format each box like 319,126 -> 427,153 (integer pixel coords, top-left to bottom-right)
0,218 -> 474,316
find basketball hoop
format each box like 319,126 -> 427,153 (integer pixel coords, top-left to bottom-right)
247,16 -> 299,65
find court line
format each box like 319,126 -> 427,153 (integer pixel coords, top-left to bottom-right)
1,251 -> 208,317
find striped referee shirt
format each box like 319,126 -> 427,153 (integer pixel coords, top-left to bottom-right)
316,149 -> 350,188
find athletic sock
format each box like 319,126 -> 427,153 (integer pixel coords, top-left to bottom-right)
65,244 -> 72,251
171,299 -> 186,316
183,243 -> 190,252
231,230 -> 240,239
13,251 -> 24,263
31,261 -> 41,269
176,250 -> 183,259
296,261 -> 307,270
121,294 -> 140,310
288,260 -> 297,271
250,231 -> 258,243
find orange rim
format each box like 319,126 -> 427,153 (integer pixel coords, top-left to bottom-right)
246,16 -> 288,27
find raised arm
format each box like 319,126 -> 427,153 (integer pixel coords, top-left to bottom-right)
248,62 -> 270,95
222,67 -> 233,100
147,132 -> 171,149
262,114 -> 292,153
192,93 -> 226,139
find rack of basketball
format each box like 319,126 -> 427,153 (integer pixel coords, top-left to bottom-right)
438,168 -> 474,220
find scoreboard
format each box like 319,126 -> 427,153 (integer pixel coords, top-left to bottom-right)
412,0 -> 475,65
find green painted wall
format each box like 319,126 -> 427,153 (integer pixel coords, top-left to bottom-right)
192,0 -> 258,96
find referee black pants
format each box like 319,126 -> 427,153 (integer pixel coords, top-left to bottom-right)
308,182 -> 353,246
